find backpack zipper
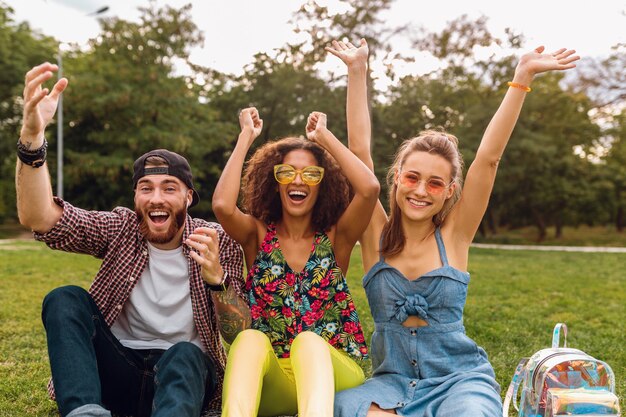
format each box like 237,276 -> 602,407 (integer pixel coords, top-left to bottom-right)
530,350 -> 590,397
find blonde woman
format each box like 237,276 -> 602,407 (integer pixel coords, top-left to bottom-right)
328,39 -> 579,417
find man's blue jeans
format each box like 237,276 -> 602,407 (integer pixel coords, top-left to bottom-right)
42,285 -> 217,417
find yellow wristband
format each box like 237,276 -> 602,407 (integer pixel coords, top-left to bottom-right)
507,82 -> 531,92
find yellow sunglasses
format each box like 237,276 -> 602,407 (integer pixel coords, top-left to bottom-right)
273,164 -> 325,185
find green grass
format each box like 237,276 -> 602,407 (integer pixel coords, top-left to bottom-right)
2,223 -> 624,245
1,241 -> 625,415
465,249 -> 626,412
473,224 -> 626,246
0,242 -> 101,416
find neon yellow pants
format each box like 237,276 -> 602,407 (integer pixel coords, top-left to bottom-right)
221,329 -> 365,417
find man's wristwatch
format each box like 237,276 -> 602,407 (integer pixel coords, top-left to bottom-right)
206,272 -> 228,292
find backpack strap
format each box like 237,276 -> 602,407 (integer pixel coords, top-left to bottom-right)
503,357 -> 529,417
552,322 -> 568,348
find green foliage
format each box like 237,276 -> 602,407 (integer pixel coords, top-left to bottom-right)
497,74 -> 601,237
207,52 -> 346,145
1,1 -> 624,236
604,111 -> 626,231
473,224 -> 626,247
579,43 -> 626,109
376,16 -> 604,239
413,14 -> 504,64
289,0 -> 399,71
581,45 -> 626,231
288,0 -> 405,136
0,3 -> 57,222
56,3 -> 232,217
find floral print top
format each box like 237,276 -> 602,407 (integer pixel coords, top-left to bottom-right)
245,223 -> 368,361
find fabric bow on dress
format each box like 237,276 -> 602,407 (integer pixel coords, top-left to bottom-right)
393,294 -> 429,323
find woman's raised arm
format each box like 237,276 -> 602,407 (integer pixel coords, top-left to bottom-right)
305,111 -> 379,268
327,38 -> 387,270
449,46 -> 579,244
212,107 -> 264,260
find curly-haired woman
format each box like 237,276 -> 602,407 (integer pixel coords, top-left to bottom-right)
212,108 -> 380,416
327,39 -> 579,417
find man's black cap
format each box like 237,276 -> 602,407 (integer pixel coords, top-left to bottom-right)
132,149 -> 200,208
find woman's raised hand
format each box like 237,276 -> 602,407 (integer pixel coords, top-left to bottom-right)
305,111 -> 329,145
515,46 -> 580,82
326,38 -> 369,69
238,107 -> 263,144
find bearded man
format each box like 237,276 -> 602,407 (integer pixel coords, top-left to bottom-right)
15,62 -> 248,417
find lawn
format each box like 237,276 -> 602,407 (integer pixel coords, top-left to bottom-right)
1,240 -> 624,415
473,224 -> 626,247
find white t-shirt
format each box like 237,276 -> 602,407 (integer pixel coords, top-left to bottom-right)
110,243 -> 204,351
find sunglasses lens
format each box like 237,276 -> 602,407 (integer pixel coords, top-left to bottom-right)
274,165 -> 324,185
426,180 -> 447,194
302,167 -> 324,185
400,172 -> 448,194
400,172 -> 419,187
274,166 -> 296,184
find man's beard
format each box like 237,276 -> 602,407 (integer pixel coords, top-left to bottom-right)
136,204 -> 187,244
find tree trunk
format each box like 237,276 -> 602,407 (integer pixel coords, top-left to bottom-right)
616,205 -> 624,232
531,208 -> 547,242
486,206 -> 498,235
478,219 -> 486,237
555,217 -> 563,239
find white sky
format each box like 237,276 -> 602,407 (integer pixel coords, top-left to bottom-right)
6,0 -> 626,84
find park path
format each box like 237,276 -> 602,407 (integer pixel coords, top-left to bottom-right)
1,237 -> 625,252
471,243 -> 626,253
0,237 -> 46,250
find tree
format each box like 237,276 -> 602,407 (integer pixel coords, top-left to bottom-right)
604,111 -> 626,231
58,3 -> 231,217
577,43 -> 626,232
578,43 -> 626,110
496,74 -> 599,239
382,15 -> 600,239
206,51 -> 345,149
288,0 -> 411,119
289,0 -> 402,71
0,2 -> 57,222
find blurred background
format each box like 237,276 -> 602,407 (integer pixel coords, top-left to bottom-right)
1,0 -> 625,244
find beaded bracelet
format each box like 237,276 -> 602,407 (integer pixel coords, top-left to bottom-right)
17,138 -> 48,168
507,82 -> 531,92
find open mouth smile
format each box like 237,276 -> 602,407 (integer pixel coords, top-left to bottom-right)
288,190 -> 308,203
148,210 -> 170,225
407,198 -> 431,208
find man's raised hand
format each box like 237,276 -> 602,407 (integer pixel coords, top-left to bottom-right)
21,63 -> 68,146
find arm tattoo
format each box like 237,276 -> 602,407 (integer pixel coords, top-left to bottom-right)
212,287 -> 251,345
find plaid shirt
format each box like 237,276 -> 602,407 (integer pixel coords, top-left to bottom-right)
34,197 -> 244,409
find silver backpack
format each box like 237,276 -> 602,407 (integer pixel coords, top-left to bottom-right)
503,323 -> 620,417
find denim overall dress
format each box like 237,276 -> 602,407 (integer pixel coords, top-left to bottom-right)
334,228 -> 502,417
